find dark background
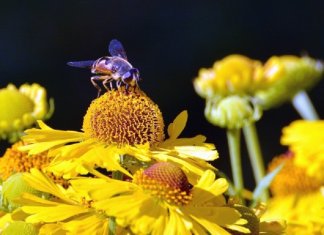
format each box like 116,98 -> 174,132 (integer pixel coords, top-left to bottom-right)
1,1 -> 324,189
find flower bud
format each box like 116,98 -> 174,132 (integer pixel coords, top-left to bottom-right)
204,96 -> 262,129
255,56 -> 324,109
1,173 -> 42,211
2,221 -> 38,235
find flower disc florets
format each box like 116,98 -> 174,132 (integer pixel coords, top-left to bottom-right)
133,162 -> 192,205
0,141 -> 51,181
83,87 -> 165,146
268,152 -> 322,196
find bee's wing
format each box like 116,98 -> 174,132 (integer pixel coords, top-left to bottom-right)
67,60 -> 95,68
109,39 -> 128,60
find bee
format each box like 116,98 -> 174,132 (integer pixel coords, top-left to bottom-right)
67,39 -> 141,96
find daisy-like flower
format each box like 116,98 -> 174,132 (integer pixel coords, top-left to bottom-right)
255,55 -> 323,109
0,83 -> 53,142
193,54 -> 265,99
280,120 -> 324,183
263,152 -> 324,234
11,168 -> 111,235
20,87 -> 217,183
70,162 -> 249,235
193,55 -> 265,129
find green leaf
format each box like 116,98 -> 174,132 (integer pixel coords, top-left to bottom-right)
252,163 -> 284,203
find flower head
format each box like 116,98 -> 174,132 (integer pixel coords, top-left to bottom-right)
71,163 -> 249,235
264,148 -> 324,234
193,55 -> 264,129
268,152 -> 322,196
0,141 -> 50,181
83,87 -> 165,146
0,141 -> 69,188
280,120 -> 324,183
21,87 -> 217,183
0,83 -> 53,142
193,54 -> 264,99
263,189 -> 324,235
255,56 -> 324,109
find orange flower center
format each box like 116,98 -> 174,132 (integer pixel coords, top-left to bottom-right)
82,87 -> 165,146
133,162 -> 192,205
268,152 -> 322,196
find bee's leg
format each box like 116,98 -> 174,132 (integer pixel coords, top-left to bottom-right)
91,75 -> 111,97
102,77 -> 116,92
116,80 -> 122,88
125,84 -> 130,94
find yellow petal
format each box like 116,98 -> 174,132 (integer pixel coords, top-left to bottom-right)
23,169 -> 74,204
23,204 -> 89,223
167,111 -> 188,139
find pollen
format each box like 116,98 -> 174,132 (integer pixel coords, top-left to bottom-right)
0,141 -> 69,188
82,87 -> 165,146
268,152 -> 322,196
133,162 -> 192,206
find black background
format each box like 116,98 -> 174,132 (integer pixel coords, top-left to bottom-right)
1,1 -> 324,189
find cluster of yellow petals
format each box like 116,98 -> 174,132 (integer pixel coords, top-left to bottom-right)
281,120 -> 324,183
194,55 -> 323,125
0,83 -> 52,142
194,54 -> 265,98
256,55 -> 323,109
263,121 -> 324,234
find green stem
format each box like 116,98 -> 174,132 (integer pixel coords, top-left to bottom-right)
243,122 -> 268,201
108,156 -> 124,235
292,90 -> 319,120
108,218 -> 116,235
226,128 -> 244,197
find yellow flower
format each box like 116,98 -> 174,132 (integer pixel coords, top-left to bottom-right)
264,151 -> 324,234
263,190 -> 324,235
193,54 -> 264,99
0,141 -> 69,187
255,56 -> 323,109
21,87 -> 217,183
0,83 -> 53,142
268,152 -> 322,196
13,168 -> 110,235
71,162 -> 249,235
0,141 -> 50,181
280,120 -> 324,183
